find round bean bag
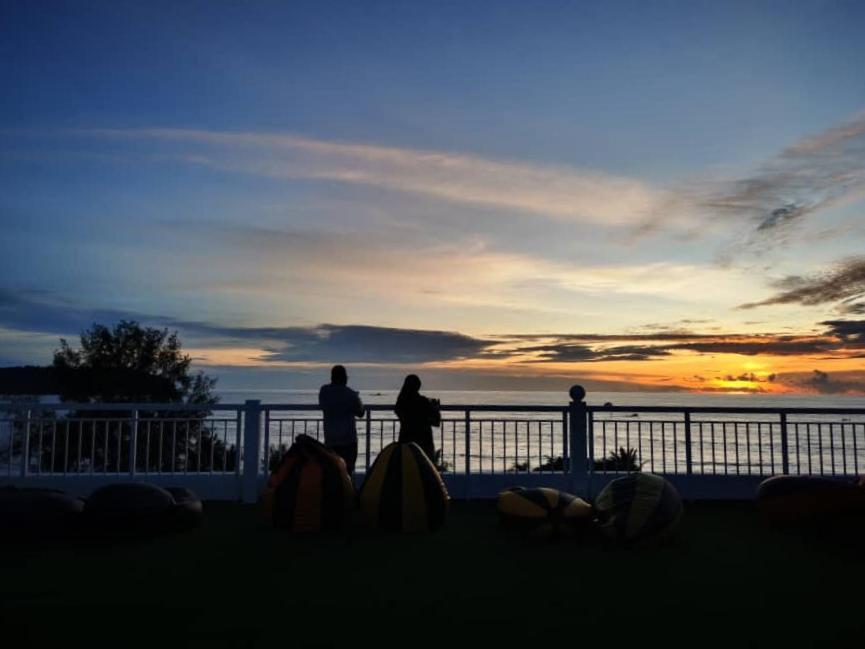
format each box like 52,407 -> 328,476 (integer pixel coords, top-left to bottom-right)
165,487 -> 204,532
360,441 -> 449,533
497,487 -> 593,540
595,473 -> 683,544
756,475 -> 865,525
261,434 -> 355,532
85,482 -> 177,533
0,487 -> 84,538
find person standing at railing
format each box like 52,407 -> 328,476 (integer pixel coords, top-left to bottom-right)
395,374 -> 440,463
319,365 -> 365,476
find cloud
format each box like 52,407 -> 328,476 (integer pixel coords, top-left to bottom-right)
819,319 -> 865,345
793,369 -> 865,395
701,112 -> 865,237
192,323 -> 493,364
738,257 -> 865,309
78,128 -> 669,227
0,289 -> 497,364
4,288 -> 865,371
518,343 -> 672,363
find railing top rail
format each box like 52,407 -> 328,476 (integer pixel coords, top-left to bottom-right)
586,405 -> 865,415
263,404 -> 570,413
2,401 -> 863,415
0,402 -> 249,412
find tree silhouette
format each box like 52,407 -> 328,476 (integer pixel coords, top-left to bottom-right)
7,321 -> 236,474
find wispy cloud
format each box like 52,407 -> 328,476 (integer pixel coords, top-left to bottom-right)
703,112 -> 865,237
738,256 -> 865,309
79,128 -> 669,226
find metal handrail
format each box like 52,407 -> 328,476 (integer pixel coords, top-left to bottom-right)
3,402 -> 863,415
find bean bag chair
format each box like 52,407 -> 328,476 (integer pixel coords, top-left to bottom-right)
0,487 -> 84,538
756,475 -> 865,525
497,487 -> 593,540
85,482 -> 178,534
261,434 -> 354,532
595,473 -> 682,544
360,441 -> 449,533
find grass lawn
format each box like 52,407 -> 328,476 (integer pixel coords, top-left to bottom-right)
2,500 -> 864,648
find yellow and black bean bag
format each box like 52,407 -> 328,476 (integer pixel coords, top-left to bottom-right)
360,442 -> 449,533
756,475 -> 865,525
497,487 -> 593,539
595,473 -> 682,544
261,434 -> 354,532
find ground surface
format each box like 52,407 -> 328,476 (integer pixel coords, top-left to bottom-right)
2,501 -> 864,648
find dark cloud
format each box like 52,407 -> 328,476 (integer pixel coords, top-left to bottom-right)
755,203 -> 811,232
252,325 -> 491,363
519,343 -> 672,363
673,338 -> 832,356
795,369 -> 865,395
738,257 -> 865,309
819,320 -> 865,345
720,372 -> 776,383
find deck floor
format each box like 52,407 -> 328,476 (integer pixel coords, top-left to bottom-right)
2,501 -> 864,647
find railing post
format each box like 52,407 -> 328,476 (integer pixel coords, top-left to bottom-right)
365,408 -> 372,472
464,409 -> 472,500
780,413 -> 789,475
241,400 -> 262,503
20,409 -> 31,477
568,385 -> 588,496
129,409 -> 139,476
684,411 -> 692,475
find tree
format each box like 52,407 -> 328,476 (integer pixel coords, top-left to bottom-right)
20,321 -> 236,473
53,321 -> 216,404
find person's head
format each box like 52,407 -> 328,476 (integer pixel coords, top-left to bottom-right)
331,365 -> 348,386
399,374 -> 421,398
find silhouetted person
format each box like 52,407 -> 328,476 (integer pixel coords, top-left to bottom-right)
319,365 -> 364,475
395,374 -> 440,462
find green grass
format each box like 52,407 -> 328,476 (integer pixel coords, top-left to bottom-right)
2,501 -> 864,648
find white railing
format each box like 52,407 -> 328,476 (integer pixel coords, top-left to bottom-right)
1,386 -> 863,501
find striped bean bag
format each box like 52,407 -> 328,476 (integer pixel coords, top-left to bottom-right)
360,442 -> 449,533
595,473 -> 682,544
261,434 -> 355,532
497,487 -> 593,539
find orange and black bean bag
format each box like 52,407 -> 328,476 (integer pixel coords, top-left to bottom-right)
261,434 -> 355,532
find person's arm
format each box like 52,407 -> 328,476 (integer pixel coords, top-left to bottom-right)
354,391 -> 365,418
428,398 -> 441,427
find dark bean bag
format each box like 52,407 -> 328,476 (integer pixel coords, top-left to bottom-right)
165,487 -> 204,531
0,487 -> 84,538
757,475 -> 865,525
85,482 -> 177,533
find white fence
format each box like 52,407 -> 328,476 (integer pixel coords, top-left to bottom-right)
2,386 -> 864,501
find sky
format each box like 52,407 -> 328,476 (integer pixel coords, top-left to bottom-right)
2,1 -> 865,395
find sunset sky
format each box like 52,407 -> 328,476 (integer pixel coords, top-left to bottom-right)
2,1 -> 864,394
